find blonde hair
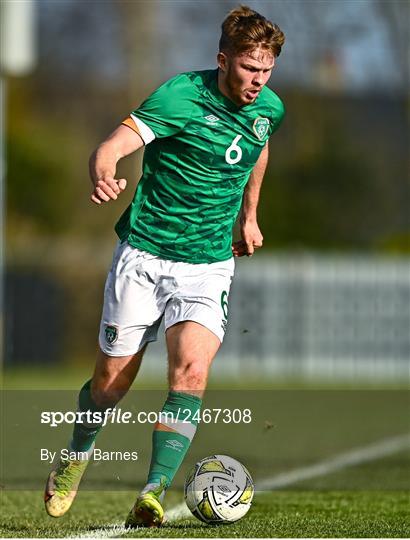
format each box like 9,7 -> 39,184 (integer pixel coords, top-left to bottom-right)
219,5 -> 285,58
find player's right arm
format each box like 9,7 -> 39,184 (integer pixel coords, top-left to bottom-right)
89,124 -> 144,205
90,74 -> 194,205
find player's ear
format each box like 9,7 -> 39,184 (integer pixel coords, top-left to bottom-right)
217,52 -> 228,72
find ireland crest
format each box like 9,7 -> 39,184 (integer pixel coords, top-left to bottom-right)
105,325 -> 118,345
253,117 -> 270,140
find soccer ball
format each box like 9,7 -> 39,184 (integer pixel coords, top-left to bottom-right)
184,454 -> 254,524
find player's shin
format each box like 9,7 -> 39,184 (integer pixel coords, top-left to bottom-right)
126,391 -> 202,527
70,379 -> 110,453
144,391 -> 202,496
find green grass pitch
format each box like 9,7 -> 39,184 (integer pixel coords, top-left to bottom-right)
1,368 -> 409,537
1,488 -> 409,537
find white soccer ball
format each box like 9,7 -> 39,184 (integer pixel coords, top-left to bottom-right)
184,454 -> 254,524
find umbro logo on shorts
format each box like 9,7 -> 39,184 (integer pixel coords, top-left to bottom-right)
165,439 -> 184,452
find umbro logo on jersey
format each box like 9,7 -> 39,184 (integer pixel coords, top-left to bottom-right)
204,114 -> 220,125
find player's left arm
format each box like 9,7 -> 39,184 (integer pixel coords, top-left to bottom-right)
232,141 -> 269,257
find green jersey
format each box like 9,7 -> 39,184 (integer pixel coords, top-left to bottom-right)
116,69 -> 285,263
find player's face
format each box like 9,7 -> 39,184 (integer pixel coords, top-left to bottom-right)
218,48 -> 275,106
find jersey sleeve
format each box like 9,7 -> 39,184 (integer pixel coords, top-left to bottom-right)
126,74 -> 196,144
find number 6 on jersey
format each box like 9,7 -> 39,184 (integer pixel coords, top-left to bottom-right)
225,134 -> 243,165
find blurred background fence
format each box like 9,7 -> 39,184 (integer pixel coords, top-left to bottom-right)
5,251 -> 410,382
2,0 -> 409,384
222,256 -> 409,381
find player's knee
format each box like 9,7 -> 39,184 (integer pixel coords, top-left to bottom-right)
171,361 -> 208,391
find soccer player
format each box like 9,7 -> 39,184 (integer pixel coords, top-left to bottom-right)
44,5 -> 285,527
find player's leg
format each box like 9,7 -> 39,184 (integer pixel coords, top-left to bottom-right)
125,255 -> 233,527
45,347 -> 146,518
71,345 -> 147,454
69,240 -> 164,454
45,242 -> 165,518
146,321 -> 220,484
126,322 -> 220,527
166,321 -> 221,395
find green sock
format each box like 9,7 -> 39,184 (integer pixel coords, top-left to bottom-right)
147,391 -> 202,488
70,380 -> 106,452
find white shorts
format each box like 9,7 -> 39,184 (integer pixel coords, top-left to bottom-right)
98,242 -> 235,356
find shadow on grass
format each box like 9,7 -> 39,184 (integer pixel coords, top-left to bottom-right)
163,523 -> 208,530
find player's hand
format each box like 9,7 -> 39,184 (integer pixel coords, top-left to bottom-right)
90,177 -> 127,205
232,220 -> 263,257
